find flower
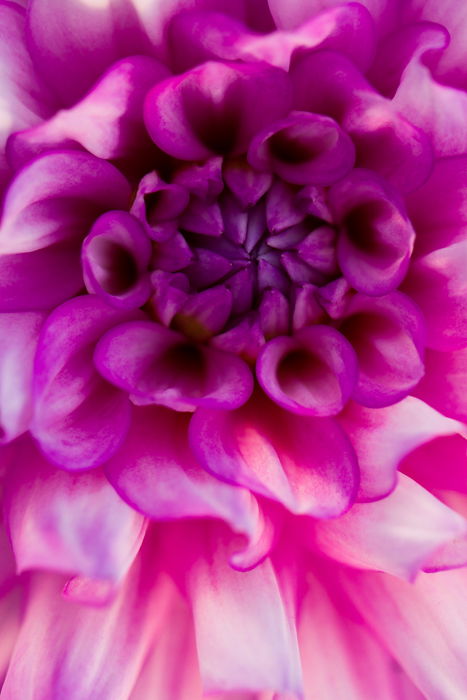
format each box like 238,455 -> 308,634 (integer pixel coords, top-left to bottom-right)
0,0 -> 467,697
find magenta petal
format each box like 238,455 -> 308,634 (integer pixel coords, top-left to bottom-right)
95,321 -> 253,411
310,473 -> 466,581
106,406 -> 262,535
8,56 -> 170,169
31,296 -> 142,470
5,437 -> 146,580
340,292 -> 426,408
256,326 -> 357,416
190,394 -> 358,517
248,111 -> 355,186
144,60 -> 292,159
82,211 -> 152,310
328,169 -> 415,296
0,151 -> 131,255
338,397 -> 462,502
413,348 -> 467,422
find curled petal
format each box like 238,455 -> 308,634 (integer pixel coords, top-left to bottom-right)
144,60 -> 292,159
0,151 -> 131,255
339,292 -> 426,408
82,211 -> 152,310
248,111 -> 355,186
190,393 -> 358,518
94,320 -> 253,411
328,169 -> 415,296
256,325 -> 357,416
31,296 -> 142,470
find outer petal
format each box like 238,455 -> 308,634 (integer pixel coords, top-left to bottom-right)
1,555 -> 179,700
413,348 -> 467,422
0,311 -> 45,442
4,437 -> 146,581
190,393 -> 358,518
31,296 -> 142,470
0,2 -> 54,190
0,150 -> 131,255
340,567 -> 467,699
105,406 -> 264,539
185,530 -> 303,695
338,397 -> 463,501
298,567 -> 425,700
8,56 -> 170,170
309,473 -> 466,581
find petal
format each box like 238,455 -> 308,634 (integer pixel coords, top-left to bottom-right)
4,437 -> 146,581
8,56 -> 170,170
185,529 -> 302,695
339,292 -> 426,408
0,311 -> 45,442
82,211 -> 152,310
0,243 -> 83,312
413,347 -> 467,422
298,566 -> 426,700
247,111 -> 355,186
31,296 -> 142,470
190,393 -> 358,518
1,556 -> 177,699
106,405 -> 263,536
0,150 -> 131,254
310,473 -> 466,581
339,567 -> 467,699
328,169 -> 415,296
338,397 -> 463,501
95,321 -> 253,411
256,326 -> 358,417
144,61 -> 292,159
0,2 -> 54,190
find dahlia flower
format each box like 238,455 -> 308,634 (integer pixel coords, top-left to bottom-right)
0,0 -> 467,697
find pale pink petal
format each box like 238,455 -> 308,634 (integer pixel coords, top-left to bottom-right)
5,437 -> 146,581
338,397 -> 463,501
309,473 -> 466,580
340,566 -> 467,699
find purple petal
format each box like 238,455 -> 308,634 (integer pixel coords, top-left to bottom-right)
94,320 -> 253,411
31,296 -> 142,470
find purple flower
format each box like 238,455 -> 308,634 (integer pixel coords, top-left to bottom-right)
0,0 -> 467,697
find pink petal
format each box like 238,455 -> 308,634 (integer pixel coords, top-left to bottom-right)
0,311 -> 45,442
413,347 -> 467,422
339,566 -> 467,699
186,531 -> 303,695
190,393 -> 358,517
0,150 -> 131,254
8,56 -> 170,169
31,296 -> 142,470
95,321 -> 253,411
310,473 -> 466,580
338,397 -> 463,501
4,437 -> 146,581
